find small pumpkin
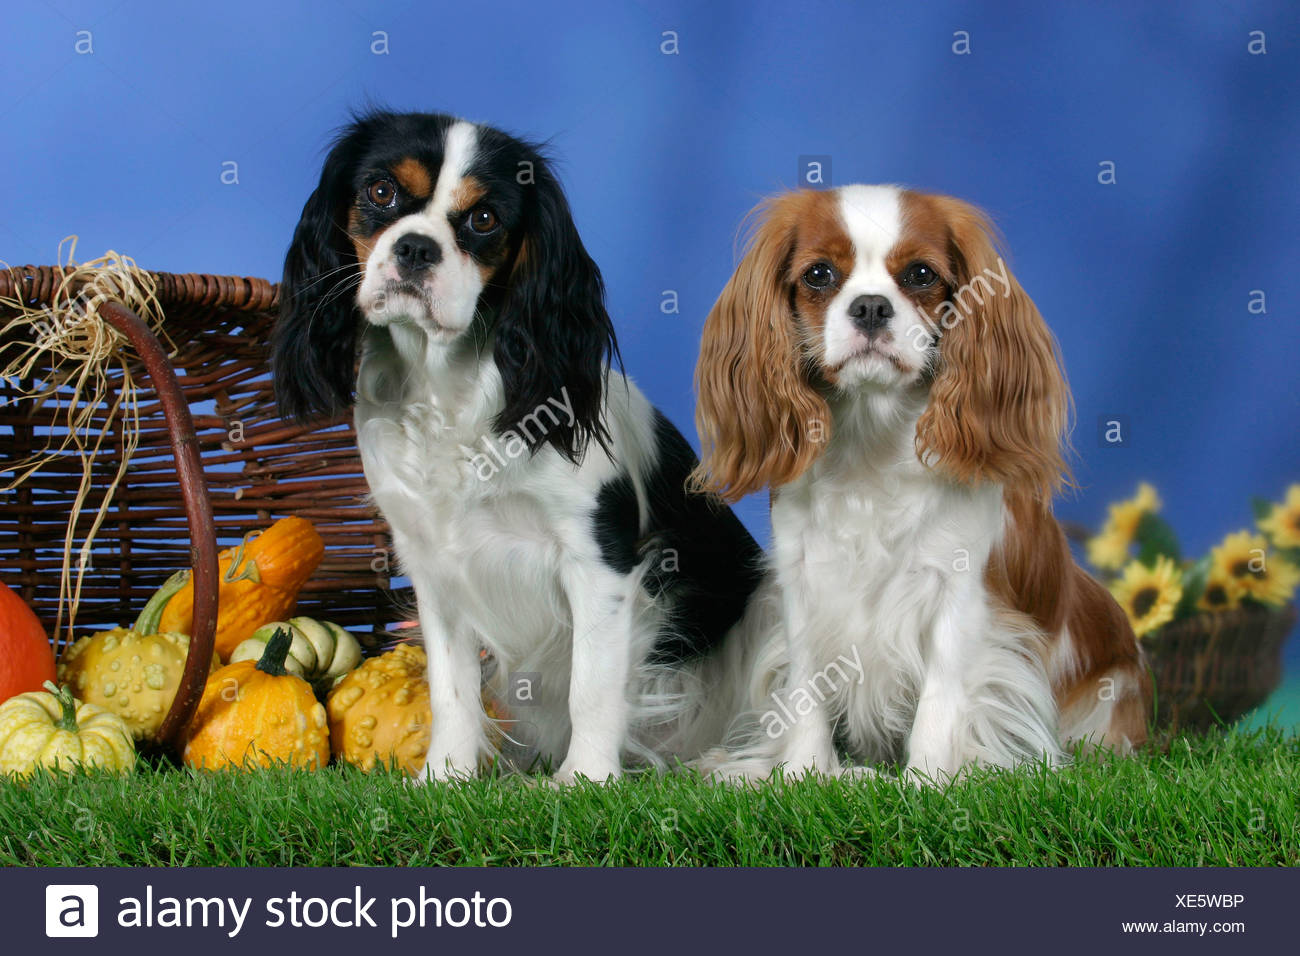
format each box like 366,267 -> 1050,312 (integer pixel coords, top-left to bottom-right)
228,616 -> 362,692
0,681 -> 135,777
155,516 -> 325,660
182,627 -> 329,770
0,582 -> 57,704
56,573 -> 216,740
326,643 -> 506,776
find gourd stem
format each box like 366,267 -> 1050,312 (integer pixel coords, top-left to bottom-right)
133,569 -> 191,634
223,530 -> 263,584
256,628 -> 292,677
44,681 -> 80,733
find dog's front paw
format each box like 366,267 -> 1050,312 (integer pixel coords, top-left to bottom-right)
553,756 -> 621,786
411,751 -> 479,785
778,749 -> 841,779
691,748 -> 775,784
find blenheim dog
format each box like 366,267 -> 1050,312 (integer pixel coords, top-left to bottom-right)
693,185 -> 1150,779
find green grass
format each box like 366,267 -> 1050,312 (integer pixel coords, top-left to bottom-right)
2,726 -> 1297,867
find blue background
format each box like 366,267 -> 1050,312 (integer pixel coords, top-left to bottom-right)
4,2 -> 1298,698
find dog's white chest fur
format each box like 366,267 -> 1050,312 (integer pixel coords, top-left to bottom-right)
356,341 -> 577,658
750,386 -> 1062,779
350,326 -> 679,774
773,433 -> 1006,760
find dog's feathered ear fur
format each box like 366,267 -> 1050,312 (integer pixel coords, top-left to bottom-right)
492,154 -> 619,464
273,118 -> 379,421
691,192 -> 831,501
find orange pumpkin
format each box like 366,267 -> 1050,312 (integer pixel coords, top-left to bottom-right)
156,516 -> 325,659
0,582 -> 57,704
182,627 -> 329,770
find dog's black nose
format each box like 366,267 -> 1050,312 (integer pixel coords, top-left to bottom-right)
392,233 -> 442,273
847,294 -> 894,335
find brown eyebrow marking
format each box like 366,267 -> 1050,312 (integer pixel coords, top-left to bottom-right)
788,188 -> 853,273
391,157 -> 433,199
451,175 -> 487,212
894,190 -> 954,279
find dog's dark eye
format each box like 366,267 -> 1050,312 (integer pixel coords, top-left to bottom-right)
468,206 -> 498,234
367,179 -> 397,207
899,262 -> 938,289
802,261 -> 837,290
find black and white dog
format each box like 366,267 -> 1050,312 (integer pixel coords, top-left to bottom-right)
273,111 -> 764,782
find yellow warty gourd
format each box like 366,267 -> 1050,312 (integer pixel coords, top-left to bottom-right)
327,644 -> 433,776
56,571 -> 218,741
326,644 -> 506,776
58,627 -> 217,741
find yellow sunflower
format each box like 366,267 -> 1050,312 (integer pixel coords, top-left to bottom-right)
1087,482 -> 1161,571
1196,563 -> 1244,613
1209,530 -> 1300,607
1257,484 -> 1300,550
1109,555 -> 1183,638
1086,529 -> 1130,570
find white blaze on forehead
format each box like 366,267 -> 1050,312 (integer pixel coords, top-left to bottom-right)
835,184 -> 904,282
821,184 -> 932,381
355,120 -> 487,335
427,120 -> 479,216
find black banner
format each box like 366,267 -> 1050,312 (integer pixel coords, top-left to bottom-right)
5,867 -> 1294,953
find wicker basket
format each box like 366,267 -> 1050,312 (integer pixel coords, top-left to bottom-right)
1,265 -> 404,751
1142,604 -> 1296,734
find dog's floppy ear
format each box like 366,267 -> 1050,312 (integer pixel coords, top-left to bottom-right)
492,154 -> 619,464
914,194 -> 1072,500
272,122 -> 372,422
691,192 -> 831,502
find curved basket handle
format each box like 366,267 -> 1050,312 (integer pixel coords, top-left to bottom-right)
97,301 -> 218,750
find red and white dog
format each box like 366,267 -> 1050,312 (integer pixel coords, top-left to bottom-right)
694,186 -> 1149,779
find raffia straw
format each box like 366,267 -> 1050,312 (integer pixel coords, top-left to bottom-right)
0,238 -> 172,642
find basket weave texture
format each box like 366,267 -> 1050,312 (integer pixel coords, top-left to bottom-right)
0,266 -> 402,651
1143,604 -> 1295,733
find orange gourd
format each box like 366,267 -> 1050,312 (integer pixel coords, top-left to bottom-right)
182,627 -> 329,770
155,516 -> 325,659
0,582 -> 57,704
